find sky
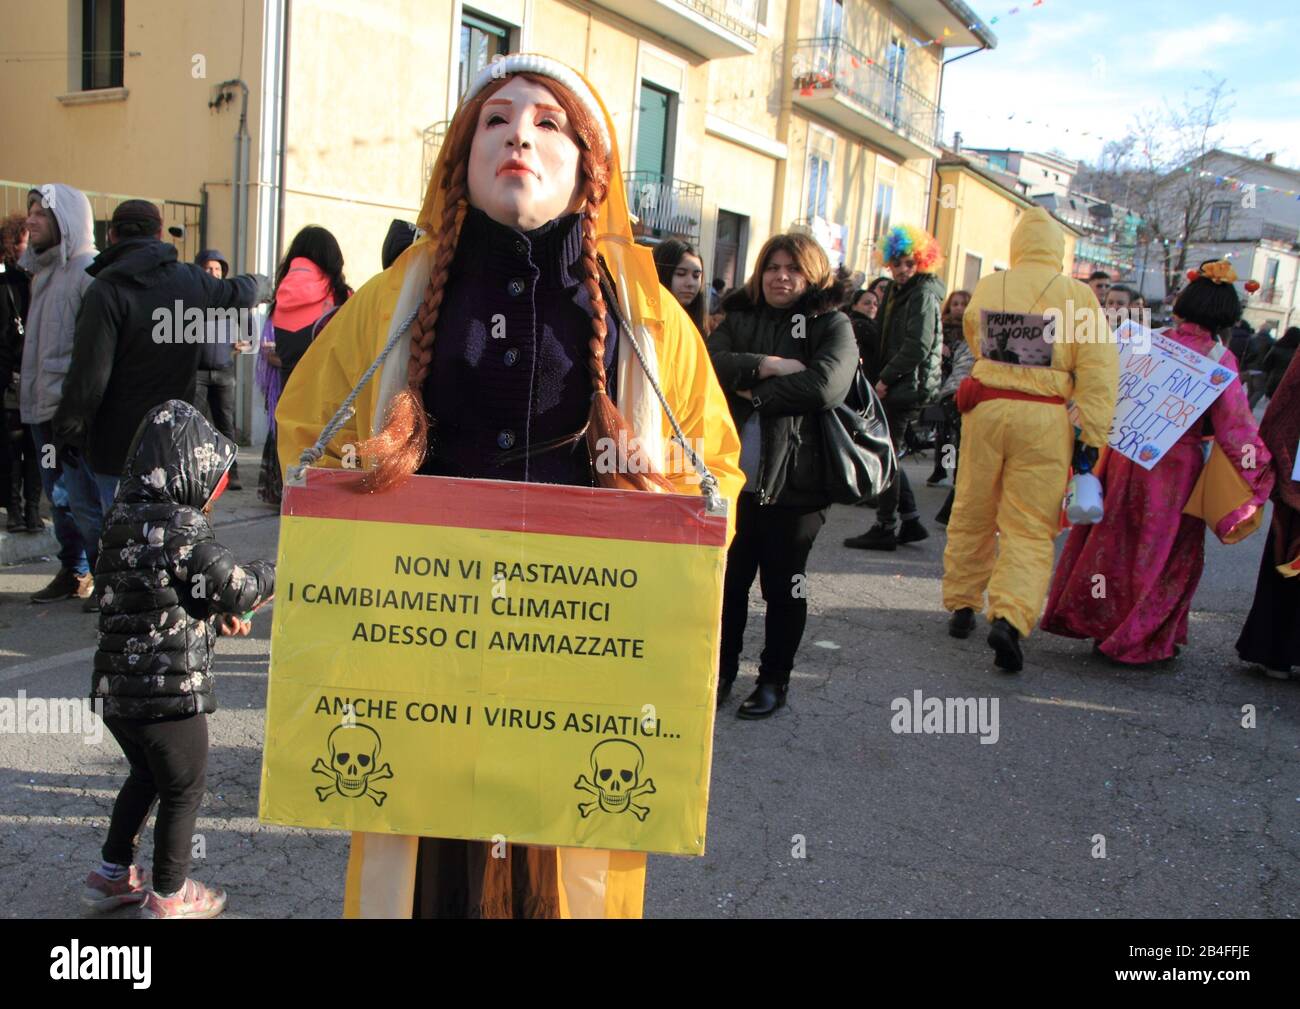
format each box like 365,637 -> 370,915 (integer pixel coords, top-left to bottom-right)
941,0 -> 1300,170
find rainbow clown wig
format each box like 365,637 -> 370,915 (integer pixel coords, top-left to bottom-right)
881,224 -> 942,271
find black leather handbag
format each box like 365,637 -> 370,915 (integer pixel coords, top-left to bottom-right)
820,367 -> 898,506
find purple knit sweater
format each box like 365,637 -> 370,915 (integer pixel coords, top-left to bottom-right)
419,207 -> 618,486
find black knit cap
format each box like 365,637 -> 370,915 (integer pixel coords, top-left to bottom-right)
110,199 -> 163,236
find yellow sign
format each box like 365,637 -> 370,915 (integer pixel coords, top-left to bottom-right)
258,469 -> 727,856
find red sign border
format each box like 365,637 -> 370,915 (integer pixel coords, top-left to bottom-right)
282,468 -> 728,547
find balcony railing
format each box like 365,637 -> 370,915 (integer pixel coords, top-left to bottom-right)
624,171 -> 704,246
589,0 -> 758,58
679,0 -> 760,44
791,37 -> 942,156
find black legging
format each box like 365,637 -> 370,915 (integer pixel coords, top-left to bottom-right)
876,404 -> 918,527
720,493 -> 828,688
103,713 -> 209,895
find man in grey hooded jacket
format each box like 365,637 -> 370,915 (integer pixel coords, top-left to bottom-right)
19,183 -> 98,604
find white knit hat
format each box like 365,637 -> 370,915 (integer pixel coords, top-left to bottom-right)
461,53 -> 611,153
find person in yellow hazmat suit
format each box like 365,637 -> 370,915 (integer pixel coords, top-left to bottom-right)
941,207 -> 1119,672
275,54 -> 742,918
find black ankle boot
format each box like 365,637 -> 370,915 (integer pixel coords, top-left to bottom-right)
988,617 -> 1023,673
844,523 -> 897,551
948,607 -> 976,639
716,677 -> 734,709
737,682 -> 787,720
897,518 -> 929,544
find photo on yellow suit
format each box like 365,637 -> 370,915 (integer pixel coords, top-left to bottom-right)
258,468 -> 726,855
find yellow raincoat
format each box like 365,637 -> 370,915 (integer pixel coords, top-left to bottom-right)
942,208 -> 1119,636
275,59 -> 742,918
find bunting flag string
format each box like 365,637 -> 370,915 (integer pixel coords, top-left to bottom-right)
1198,169 -> 1300,200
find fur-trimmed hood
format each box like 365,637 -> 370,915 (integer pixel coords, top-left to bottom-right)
721,275 -> 851,318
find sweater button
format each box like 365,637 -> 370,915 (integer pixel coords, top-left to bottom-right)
514,240 -> 527,256
497,429 -> 516,450
507,278 -> 526,296
503,347 -> 520,367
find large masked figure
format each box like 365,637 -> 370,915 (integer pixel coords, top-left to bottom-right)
941,208 -> 1118,672
276,55 -> 743,918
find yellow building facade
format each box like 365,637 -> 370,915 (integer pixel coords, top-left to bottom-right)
0,0 -> 997,435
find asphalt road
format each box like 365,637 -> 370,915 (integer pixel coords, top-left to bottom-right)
1,452 -> 1296,918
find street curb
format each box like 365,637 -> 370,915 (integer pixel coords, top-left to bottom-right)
0,524 -> 59,566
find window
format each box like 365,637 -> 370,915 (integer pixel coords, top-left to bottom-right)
82,0 -> 124,90
458,10 -> 512,99
806,154 -> 831,220
1264,258 -> 1280,302
818,0 -> 844,38
634,82 -> 675,178
804,127 -> 835,223
886,39 -> 907,121
1208,202 -> 1231,241
872,180 -> 894,240
963,253 -> 983,291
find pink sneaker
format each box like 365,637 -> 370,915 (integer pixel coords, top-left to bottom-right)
139,878 -> 228,919
83,865 -> 151,911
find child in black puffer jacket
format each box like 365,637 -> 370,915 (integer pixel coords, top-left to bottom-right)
83,399 -> 274,919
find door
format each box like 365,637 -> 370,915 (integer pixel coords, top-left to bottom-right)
713,211 -> 749,292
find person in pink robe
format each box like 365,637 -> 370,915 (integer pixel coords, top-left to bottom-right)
1042,265 -> 1274,664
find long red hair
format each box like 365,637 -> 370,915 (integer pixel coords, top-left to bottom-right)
357,72 -> 669,493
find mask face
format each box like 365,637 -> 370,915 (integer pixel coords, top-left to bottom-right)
467,77 -> 585,232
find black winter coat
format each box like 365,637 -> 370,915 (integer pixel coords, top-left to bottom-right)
91,400 -> 274,720
1265,343 -> 1296,398
52,237 -> 265,476
706,280 -> 858,506
877,272 -> 944,409
0,263 -> 30,394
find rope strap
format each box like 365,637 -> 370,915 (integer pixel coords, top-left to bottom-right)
284,305 -> 419,485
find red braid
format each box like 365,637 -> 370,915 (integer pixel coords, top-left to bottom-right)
355,168 -> 468,492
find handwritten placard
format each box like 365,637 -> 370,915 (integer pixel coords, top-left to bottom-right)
1108,323 -> 1236,470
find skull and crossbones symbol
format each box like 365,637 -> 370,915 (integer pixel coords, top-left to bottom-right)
575,739 -> 655,821
312,723 -> 393,806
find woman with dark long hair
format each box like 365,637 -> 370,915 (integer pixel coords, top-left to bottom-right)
652,239 -> 708,335
707,232 -> 857,718
257,225 -> 350,505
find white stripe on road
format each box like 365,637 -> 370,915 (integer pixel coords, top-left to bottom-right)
1015,694 -> 1140,716
0,647 -> 97,686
